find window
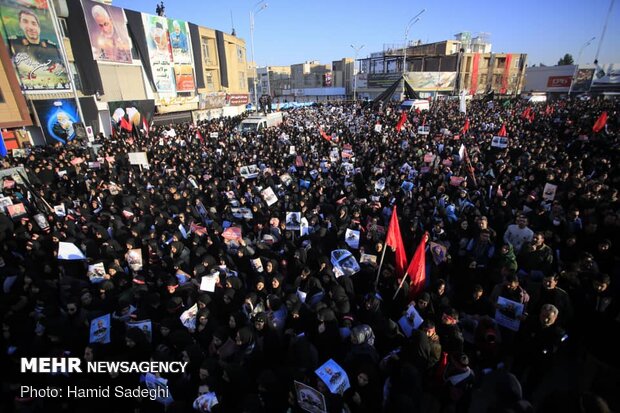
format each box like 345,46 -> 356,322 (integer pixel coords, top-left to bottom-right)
205,71 -> 214,91
239,72 -> 245,90
201,37 -> 211,65
496,57 -> 506,69
237,45 -> 244,63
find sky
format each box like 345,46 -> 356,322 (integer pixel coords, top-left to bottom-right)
112,0 -> 620,67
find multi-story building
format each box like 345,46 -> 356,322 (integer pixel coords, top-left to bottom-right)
331,58 -> 354,96
356,33 -> 526,100
0,0 -> 249,149
257,65 -> 291,98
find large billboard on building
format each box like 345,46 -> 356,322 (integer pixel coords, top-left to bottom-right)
405,72 -> 457,91
167,18 -> 191,64
368,73 -> 400,89
0,0 -> 70,91
81,0 -> 131,64
32,99 -> 80,144
142,13 -> 175,93
572,68 -> 594,92
546,76 -> 572,88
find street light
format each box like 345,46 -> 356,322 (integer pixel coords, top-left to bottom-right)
568,36 -> 595,96
402,9 -> 425,99
350,44 -> 364,101
250,1 -> 268,109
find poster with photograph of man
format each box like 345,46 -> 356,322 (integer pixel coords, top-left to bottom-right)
315,359 -> 350,395
127,319 -> 152,343
261,187 -> 278,206
87,262 -> 106,283
344,228 -> 360,249
286,212 -> 301,230
89,313 -> 111,344
125,248 -> 143,271
398,304 -> 424,337
240,164 -> 259,179
294,381 -> 327,413
495,296 -> 524,331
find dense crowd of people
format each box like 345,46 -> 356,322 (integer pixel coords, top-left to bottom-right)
0,95 -> 618,413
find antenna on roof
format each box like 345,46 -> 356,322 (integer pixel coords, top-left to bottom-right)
231,10 -> 236,36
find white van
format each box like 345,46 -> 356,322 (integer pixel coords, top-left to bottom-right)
238,112 -> 283,133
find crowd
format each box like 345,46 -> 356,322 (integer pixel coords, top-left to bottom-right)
0,95 -> 618,413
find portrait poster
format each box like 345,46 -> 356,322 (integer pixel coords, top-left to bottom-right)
89,313 -> 111,344
315,359 -> 350,395
344,228 -> 360,249
87,262 -> 106,283
0,0 -> 70,91
398,304 -> 424,337
125,248 -> 143,271
542,182 -> 557,202
32,99 -> 79,144
142,13 -> 175,93
127,319 -> 152,343
167,18 -> 191,64
180,303 -> 198,330
286,211 -> 301,231
81,0 -> 131,63
261,187 -> 278,206
108,99 -> 155,131
294,381 -> 327,413
495,296 -> 524,332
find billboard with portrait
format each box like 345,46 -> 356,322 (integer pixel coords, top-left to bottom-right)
167,18 -> 191,64
142,13 -> 175,93
32,99 -> 80,144
405,72 -> 457,91
81,0 -> 131,64
571,68 -> 594,93
0,0 -> 70,91
174,64 -> 194,91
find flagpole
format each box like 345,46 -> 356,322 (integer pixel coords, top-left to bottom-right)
392,273 -> 409,300
374,244 -> 388,290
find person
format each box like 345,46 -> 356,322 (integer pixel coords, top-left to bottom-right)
90,4 -> 131,63
517,232 -> 554,281
503,214 -> 534,254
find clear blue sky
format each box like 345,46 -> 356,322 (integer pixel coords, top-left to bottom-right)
113,0 -> 619,67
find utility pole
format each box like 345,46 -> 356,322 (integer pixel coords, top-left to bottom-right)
350,44 -> 364,101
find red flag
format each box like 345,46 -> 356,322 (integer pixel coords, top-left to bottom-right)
461,118 -> 470,133
319,127 -> 331,142
196,130 -> 204,144
422,115 -> 426,127
521,107 -> 531,120
142,118 -> 149,137
498,124 -> 507,137
406,232 -> 428,297
120,117 -> 133,132
592,111 -> 608,133
528,111 -> 535,123
385,206 -> 407,279
396,111 -> 407,132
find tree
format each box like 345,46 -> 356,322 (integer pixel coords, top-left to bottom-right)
557,54 -> 575,66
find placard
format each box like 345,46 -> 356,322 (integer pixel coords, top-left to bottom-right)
127,320 -> 153,343
199,274 -> 217,292
87,262 -> 106,283
450,176 -> 465,187
360,253 -> 377,265
286,212 -> 301,230
418,126 -> 430,135
57,242 -> 87,260
240,164 -> 259,179
128,152 -> 149,166
330,249 -> 360,277
542,183 -> 557,202
125,248 -> 143,271
495,296 -> 524,332
315,359 -> 350,395
294,381 -> 327,413
344,228 -> 360,249
261,187 -> 278,206
89,314 -> 111,344
398,304 -> 424,337
180,303 -> 198,330
491,136 -> 509,149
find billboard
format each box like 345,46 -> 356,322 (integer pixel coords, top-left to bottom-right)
81,0 -> 131,64
167,18 -> 191,64
142,13 -> 175,93
32,99 -> 80,144
174,64 -> 194,91
368,73 -> 401,88
405,72 -> 457,91
572,68 -> 594,93
0,0 -> 70,91
546,76 -> 571,88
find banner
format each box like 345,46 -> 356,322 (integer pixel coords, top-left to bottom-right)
571,68 -> 594,92
32,99 -> 80,144
591,64 -> 620,87
174,64 -> 194,91
367,72 -> 401,89
0,0 -> 70,91
500,53 -> 512,94
142,13 -> 175,93
469,53 -> 480,95
81,0 -> 131,64
167,18 -> 191,64
108,100 -> 155,130
404,72 -> 457,91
